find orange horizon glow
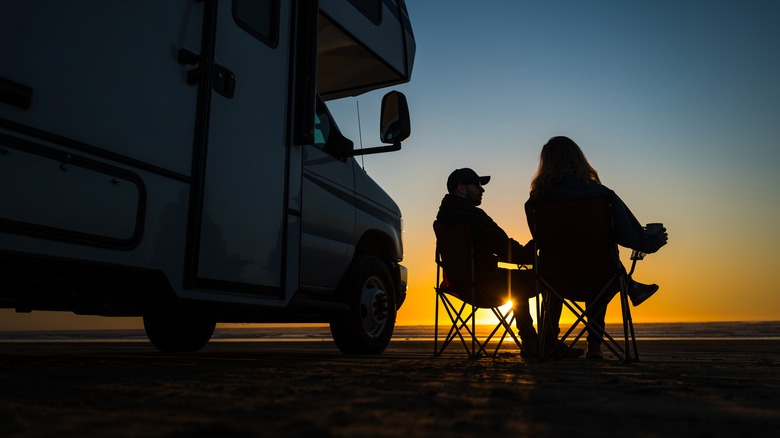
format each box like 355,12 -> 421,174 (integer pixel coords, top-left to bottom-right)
394,212 -> 780,328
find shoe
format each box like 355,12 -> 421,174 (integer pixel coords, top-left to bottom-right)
629,281 -> 659,306
518,331 -> 539,358
521,337 -> 538,358
552,344 -> 584,359
518,323 -> 538,357
586,344 -> 604,360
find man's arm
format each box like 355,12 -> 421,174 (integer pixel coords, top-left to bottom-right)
508,238 -> 535,265
469,208 -> 526,262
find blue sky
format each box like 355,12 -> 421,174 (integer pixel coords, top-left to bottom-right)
331,0 -> 780,323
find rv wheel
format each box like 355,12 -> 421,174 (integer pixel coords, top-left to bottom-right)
330,255 -> 396,354
143,313 -> 216,353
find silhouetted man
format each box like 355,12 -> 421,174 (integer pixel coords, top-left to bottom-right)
434,168 -> 538,353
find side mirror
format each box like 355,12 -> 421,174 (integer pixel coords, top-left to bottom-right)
349,91 -> 411,157
380,91 -> 411,144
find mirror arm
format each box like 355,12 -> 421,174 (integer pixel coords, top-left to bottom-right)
347,143 -> 401,157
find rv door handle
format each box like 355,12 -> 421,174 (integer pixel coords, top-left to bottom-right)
177,48 -> 200,65
176,48 -> 233,97
177,48 -> 203,85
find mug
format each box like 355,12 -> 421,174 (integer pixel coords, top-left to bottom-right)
645,223 -> 664,234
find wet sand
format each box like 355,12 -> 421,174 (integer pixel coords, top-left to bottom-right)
1,339 -> 778,437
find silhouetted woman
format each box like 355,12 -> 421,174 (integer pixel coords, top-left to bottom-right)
525,136 -> 668,359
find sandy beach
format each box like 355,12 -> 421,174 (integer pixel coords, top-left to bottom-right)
1,338 -> 778,437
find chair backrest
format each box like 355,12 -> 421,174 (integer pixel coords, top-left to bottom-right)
527,196 -> 620,301
433,221 -> 474,303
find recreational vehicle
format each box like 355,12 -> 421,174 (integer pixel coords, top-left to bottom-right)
0,0 -> 415,353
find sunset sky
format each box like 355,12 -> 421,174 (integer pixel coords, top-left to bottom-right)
339,0 -> 780,325
2,0 -> 779,330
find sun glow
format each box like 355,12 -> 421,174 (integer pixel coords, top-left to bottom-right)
472,298 -> 541,326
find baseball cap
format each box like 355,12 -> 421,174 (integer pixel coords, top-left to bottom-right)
446,168 -> 491,193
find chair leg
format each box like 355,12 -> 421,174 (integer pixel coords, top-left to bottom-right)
471,302 -> 476,358
538,291 -> 561,361
535,277 -> 641,364
494,312 -> 515,354
623,279 -> 640,363
434,289 -> 440,356
436,294 -> 485,359
629,309 -> 639,362
482,308 -> 525,358
618,288 -> 639,363
541,286 -> 637,363
448,302 -> 477,357
435,293 -> 466,356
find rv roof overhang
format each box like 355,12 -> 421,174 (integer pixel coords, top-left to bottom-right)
317,5 -> 414,100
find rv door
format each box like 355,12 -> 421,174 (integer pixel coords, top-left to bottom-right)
187,0 -> 296,298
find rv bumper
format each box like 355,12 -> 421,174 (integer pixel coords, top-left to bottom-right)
396,263 -> 407,309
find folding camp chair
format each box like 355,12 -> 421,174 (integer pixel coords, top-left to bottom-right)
433,222 -> 530,359
527,196 -> 641,363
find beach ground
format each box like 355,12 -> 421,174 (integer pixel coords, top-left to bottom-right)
1,339 -> 778,437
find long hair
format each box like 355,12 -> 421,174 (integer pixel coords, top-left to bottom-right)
530,136 -> 600,197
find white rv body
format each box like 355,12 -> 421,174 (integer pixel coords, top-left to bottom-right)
0,0 -> 414,353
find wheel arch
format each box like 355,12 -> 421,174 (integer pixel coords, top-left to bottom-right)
353,230 -> 403,307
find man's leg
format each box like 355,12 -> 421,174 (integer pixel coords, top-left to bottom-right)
509,270 -> 538,352
540,293 -> 562,349
512,299 -> 535,333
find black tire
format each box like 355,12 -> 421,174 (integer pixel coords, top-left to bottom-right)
143,313 -> 216,353
330,255 -> 396,354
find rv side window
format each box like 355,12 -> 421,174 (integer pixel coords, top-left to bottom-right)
314,98 -> 353,158
233,0 -> 280,48
313,113 -> 330,148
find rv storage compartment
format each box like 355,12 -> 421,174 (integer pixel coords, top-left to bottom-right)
0,139 -> 144,249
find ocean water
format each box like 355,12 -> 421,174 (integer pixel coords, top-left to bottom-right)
400,321 -> 780,341
0,321 -> 778,342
